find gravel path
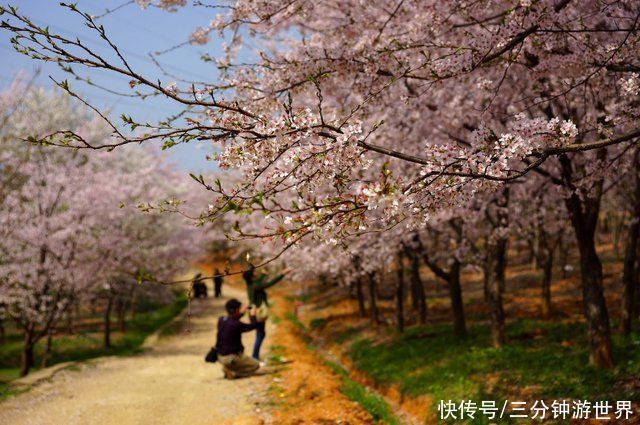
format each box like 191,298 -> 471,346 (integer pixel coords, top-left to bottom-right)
0,284 -> 269,425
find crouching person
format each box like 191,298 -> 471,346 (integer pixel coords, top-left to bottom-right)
217,298 -> 260,379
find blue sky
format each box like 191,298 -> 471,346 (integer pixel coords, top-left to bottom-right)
0,0 -> 227,172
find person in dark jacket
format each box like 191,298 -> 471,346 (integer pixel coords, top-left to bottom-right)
192,273 -> 207,298
216,298 -> 260,379
213,268 -> 223,298
242,267 -> 285,360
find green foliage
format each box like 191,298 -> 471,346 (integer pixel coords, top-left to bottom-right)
0,295 -> 187,382
348,319 -> 640,421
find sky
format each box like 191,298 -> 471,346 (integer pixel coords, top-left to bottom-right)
0,0 -> 227,172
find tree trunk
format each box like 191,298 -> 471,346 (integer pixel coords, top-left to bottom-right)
576,234 -> 613,368
409,256 -> 419,310
636,242 -> 640,324
104,295 -> 114,349
20,330 -> 35,377
90,297 -> 97,316
128,289 -> 138,321
448,260 -> 466,336
558,234 -> 569,278
622,220 -> 639,334
622,157 -> 640,334
560,152 -> 613,368
484,189 -> 509,348
368,273 -> 379,324
355,275 -> 366,317
66,312 -> 74,335
396,254 -> 405,333
408,250 -> 427,324
0,319 -> 5,344
496,236 -> 507,294
485,242 -> 506,347
527,239 -> 537,271
541,252 -> 553,320
40,326 -> 55,369
117,298 -> 127,333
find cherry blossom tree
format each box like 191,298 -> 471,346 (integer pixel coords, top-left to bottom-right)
2,0 -> 640,367
0,81 -> 205,375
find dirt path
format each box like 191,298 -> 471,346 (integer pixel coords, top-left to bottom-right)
0,284 -> 269,425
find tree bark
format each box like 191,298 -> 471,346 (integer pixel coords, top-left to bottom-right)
636,242 -> 640,324
422,252 -> 466,336
622,153 -> 640,335
355,275 -> 366,317
541,252 -> 553,320
575,234 -> 613,367
367,273 -> 380,324
418,228 -> 467,336
66,311 -> 74,335
448,260 -> 466,336
407,248 -> 427,324
527,238 -> 537,270
396,253 -> 405,333
117,298 -> 127,333
622,222 -> 639,334
40,326 -> 54,369
104,295 -> 114,349
20,329 -> 35,377
410,276 -> 419,311
128,290 -> 138,321
484,188 -> 509,348
560,152 -> 613,368
558,234 -> 569,278
485,241 -> 507,347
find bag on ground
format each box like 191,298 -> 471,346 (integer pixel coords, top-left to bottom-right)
205,346 -> 218,363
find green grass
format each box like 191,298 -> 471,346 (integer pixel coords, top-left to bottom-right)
0,294 -> 187,390
309,317 -> 328,330
323,360 -> 400,424
284,312 -> 307,332
267,344 -> 286,363
0,369 -> 20,400
341,378 -> 401,424
334,325 -> 365,344
348,319 -> 640,421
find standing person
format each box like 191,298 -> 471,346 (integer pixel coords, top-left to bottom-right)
243,266 -> 285,360
213,268 -> 223,298
192,273 -> 207,299
216,298 -> 260,379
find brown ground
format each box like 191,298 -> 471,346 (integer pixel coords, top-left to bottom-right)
263,285 -> 374,425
